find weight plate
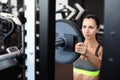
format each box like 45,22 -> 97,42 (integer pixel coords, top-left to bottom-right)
55,19 -> 82,64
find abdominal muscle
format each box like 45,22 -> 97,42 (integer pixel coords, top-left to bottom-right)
73,72 -> 99,80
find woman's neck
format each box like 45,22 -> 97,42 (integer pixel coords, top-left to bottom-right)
84,38 -> 98,47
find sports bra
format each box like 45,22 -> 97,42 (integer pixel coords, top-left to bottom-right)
73,44 -> 101,71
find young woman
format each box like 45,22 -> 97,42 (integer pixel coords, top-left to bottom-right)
73,14 -> 103,80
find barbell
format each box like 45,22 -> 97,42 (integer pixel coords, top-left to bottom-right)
55,19 -> 82,64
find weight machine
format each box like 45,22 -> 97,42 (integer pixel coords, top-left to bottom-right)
0,0 -> 120,80
0,12 -> 25,80
0,0 -> 26,80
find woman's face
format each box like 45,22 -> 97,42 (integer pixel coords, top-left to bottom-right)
82,18 -> 99,40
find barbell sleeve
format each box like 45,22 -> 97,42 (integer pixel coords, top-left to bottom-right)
55,38 -> 65,47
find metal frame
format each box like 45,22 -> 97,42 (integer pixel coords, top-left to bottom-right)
39,0 -> 55,80
24,0 -> 35,80
100,0 -> 120,80
24,0 -> 55,80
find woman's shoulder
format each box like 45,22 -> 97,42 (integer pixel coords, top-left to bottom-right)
97,44 -> 103,60
95,43 -> 103,57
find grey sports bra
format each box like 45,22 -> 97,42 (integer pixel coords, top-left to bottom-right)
73,44 -> 101,71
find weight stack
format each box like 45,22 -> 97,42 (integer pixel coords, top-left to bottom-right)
100,0 -> 120,80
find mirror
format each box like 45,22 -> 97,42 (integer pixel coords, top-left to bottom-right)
55,0 -> 104,80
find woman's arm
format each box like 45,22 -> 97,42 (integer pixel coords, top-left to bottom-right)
84,46 -> 103,69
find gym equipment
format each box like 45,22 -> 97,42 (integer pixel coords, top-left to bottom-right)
0,46 -> 21,70
100,0 -> 120,80
0,12 -> 22,53
0,16 -> 15,53
0,12 -> 22,26
0,12 -> 25,72
55,19 -> 82,64
0,46 -> 21,61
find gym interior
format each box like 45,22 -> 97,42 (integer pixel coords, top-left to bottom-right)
0,0 -> 120,80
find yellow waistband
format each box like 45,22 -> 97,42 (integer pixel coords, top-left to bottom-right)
73,67 -> 100,76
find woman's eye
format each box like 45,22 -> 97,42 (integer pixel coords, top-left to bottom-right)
89,26 -> 94,29
82,25 -> 86,28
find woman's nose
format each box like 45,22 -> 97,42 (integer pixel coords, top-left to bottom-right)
85,28 -> 89,33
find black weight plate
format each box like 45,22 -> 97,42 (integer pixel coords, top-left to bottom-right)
55,19 -> 81,64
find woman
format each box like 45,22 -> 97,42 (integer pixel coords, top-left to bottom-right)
73,14 -> 103,80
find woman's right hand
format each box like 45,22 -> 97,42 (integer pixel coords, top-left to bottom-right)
75,42 -> 87,55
